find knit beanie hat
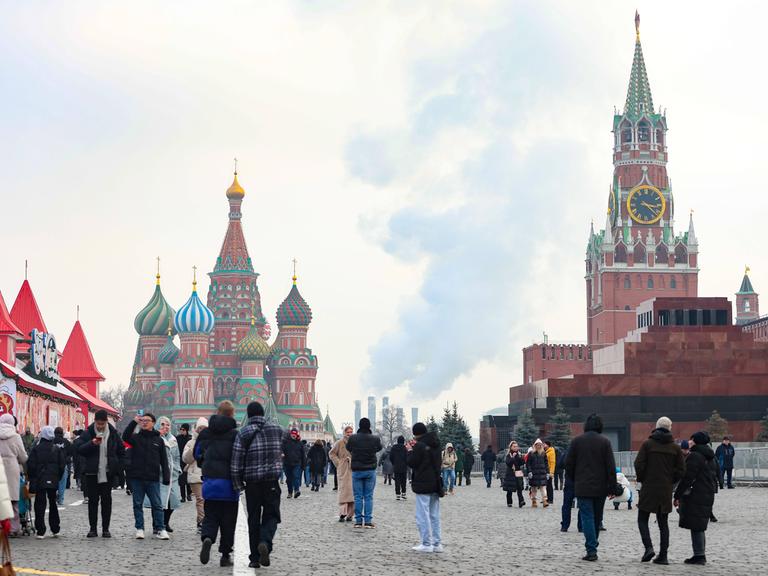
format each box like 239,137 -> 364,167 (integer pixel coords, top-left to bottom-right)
412,422 -> 428,436
691,431 -> 710,446
656,416 -> 672,431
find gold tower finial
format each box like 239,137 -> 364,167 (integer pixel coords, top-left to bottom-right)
234,157 -> 238,176
24,259 -> 28,280
77,304 -> 80,322
635,10 -> 640,40
156,256 -> 161,285
192,265 -> 198,291
167,318 -> 173,336
745,265 -> 751,276
251,301 -> 256,326
292,258 -> 298,285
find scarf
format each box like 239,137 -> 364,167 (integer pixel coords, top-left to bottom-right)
98,425 -> 110,483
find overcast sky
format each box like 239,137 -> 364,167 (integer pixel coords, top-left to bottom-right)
2,1 -> 766,433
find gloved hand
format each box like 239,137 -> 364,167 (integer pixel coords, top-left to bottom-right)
547,474 -> 551,480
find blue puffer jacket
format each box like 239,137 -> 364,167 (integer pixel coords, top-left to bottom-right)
196,415 -> 240,502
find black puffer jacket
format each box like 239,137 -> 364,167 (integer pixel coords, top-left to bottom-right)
122,420 -> 170,484
27,438 -> 66,492
196,415 -> 238,479
526,450 -> 549,487
408,433 -> 442,494
674,443 -> 717,532
78,423 -> 125,480
52,431 -> 73,465
389,442 -> 408,474
282,436 -> 306,468
564,417 -> 616,498
346,431 -> 383,471
481,448 -> 496,468
308,443 -> 327,473
503,451 -> 525,491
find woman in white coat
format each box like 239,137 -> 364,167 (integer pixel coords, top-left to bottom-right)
144,417 -> 181,532
0,414 -> 27,535
182,417 -> 208,532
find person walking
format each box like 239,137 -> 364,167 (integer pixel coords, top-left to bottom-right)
327,441 -> 337,491
503,441 -> 526,508
560,446 -> 578,532
543,439 -> 556,504
407,422 -> 443,553
454,447 -> 464,487
231,401 -> 284,570
77,409 -> 125,538
329,426 -> 354,521
346,418 -> 382,528
182,417 -> 208,533
440,443 -> 457,496
323,441 -> 331,488
526,439 -> 549,508
281,429 -> 305,498
463,447 -> 474,486
196,401 -> 239,568
150,417 -> 182,533
389,436 -> 408,501
122,412 -> 171,540
564,414 -> 617,562
714,436 -> 735,490
308,439 -> 327,492
633,416 -> 685,565
52,427 -> 72,506
380,449 -> 394,485
554,445 -> 565,490
176,423 -> 192,503
22,426 -> 35,454
302,439 -> 311,488
0,414 -> 28,536
674,431 -> 717,566
27,426 -> 65,538
480,445 -> 495,487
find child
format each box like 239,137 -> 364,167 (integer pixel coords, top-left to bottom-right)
613,467 -> 633,510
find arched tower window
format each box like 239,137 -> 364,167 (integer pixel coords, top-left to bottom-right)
638,120 -> 650,142
633,243 -> 646,264
744,299 -> 751,312
624,276 -> 631,289
647,276 -> 654,289
655,129 -> 664,146
614,242 -> 627,263
655,244 -> 669,264
674,244 -> 688,264
621,121 -> 632,144
670,276 -> 677,289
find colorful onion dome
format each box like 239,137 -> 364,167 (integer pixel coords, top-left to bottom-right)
237,319 -> 271,361
276,277 -> 312,327
158,334 -> 180,364
226,172 -> 245,199
124,384 -> 146,407
134,274 -> 176,336
174,274 -> 215,334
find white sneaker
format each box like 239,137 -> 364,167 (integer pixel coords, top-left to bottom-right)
412,544 -> 433,552
36,534 -> 45,540
135,529 -> 145,539
155,530 -> 170,540
432,544 -> 444,553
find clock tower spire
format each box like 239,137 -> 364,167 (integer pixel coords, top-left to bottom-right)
586,13 -> 699,348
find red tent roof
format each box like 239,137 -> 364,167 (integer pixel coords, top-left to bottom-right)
0,290 -> 22,336
59,377 -> 118,416
10,280 -> 47,338
59,320 -> 105,381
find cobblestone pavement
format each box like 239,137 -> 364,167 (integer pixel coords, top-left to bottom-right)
13,479 -> 764,575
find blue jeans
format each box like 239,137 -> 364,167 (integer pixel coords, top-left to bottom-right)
577,496 -> 606,556
130,478 -> 164,532
304,464 -> 311,486
284,464 -> 302,494
352,469 -> 376,524
57,464 -> 70,505
441,469 -> 456,492
483,467 -> 493,487
415,493 -> 441,546
561,480 -> 577,530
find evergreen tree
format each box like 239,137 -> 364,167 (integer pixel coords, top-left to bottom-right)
514,409 -> 539,450
756,409 -> 768,442
547,399 -> 572,449
438,402 -> 473,451
426,415 -> 440,439
706,410 -> 729,441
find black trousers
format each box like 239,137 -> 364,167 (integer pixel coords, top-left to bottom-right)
245,480 -> 282,562
639,510 -> 669,553
719,467 -> 733,489
201,500 -> 239,554
394,472 -> 407,495
179,472 -> 192,500
86,476 -> 113,532
506,477 -> 525,506
34,488 -> 60,536
554,470 -> 564,490
546,477 -> 554,503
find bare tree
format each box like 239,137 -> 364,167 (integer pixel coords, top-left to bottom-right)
100,383 -> 127,417
379,403 -> 409,446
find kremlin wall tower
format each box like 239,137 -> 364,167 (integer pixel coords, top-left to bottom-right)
123,172 -> 335,441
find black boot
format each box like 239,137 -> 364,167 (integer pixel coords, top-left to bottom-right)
220,554 -> 233,567
653,553 -> 669,565
684,556 -> 706,565
641,547 -> 656,562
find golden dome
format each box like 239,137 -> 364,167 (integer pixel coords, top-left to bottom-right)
226,173 -> 245,199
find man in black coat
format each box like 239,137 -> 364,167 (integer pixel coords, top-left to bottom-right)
122,412 -> 171,539
463,448 -> 475,486
281,429 -> 306,498
565,414 -> 616,562
674,431 -> 717,565
197,401 -> 240,568
480,445 -> 495,487
307,440 -> 328,491
389,436 -> 409,500
176,423 -> 192,502
27,425 -> 66,537
346,418 -> 383,528
714,436 -> 735,489
407,422 -> 442,552
52,427 -> 73,506
78,409 -> 125,537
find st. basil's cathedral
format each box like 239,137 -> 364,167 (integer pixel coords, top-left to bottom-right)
123,172 -> 335,441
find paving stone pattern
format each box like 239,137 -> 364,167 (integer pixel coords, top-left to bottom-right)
14,479 -> 763,575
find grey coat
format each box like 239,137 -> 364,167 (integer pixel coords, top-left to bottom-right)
0,423 -> 28,501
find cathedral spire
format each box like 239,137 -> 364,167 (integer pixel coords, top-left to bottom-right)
214,169 -> 254,274
624,11 -> 654,119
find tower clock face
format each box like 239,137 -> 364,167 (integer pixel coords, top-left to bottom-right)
627,185 -> 665,225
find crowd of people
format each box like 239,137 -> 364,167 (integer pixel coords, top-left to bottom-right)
0,406 -> 737,568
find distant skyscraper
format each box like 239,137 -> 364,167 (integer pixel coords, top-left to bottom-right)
396,407 -> 404,430
411,407 -> 419,426
367,395 -> 376,431
382,395 -> 390,423
354,400 -> 361,426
